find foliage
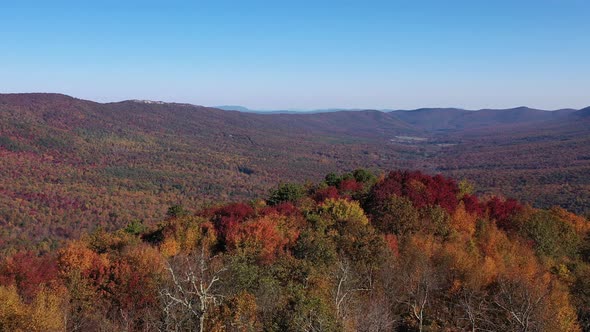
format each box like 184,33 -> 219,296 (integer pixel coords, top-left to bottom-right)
0,169 -> 588,331
521,209 -> 582,258
267,183 -> 306,206
320,198 -> 369,226
1,93 -> 590,253
166,204 -> 188,218
124,219 -> 146,235
369,195 -> 420,235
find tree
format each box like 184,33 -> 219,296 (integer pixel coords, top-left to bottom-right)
0,284 -> 66,332
267,183 -> 305,206
457,288 -> 492,332
332,257 -> 370,323
485,197 -> 523,231
370,195 -> 420,236
325,173 -> 341,187
160,240 -> 226,332
313,186 -> 340,203
208,291 -> 260,331
352,168 -> 376,184
492,273 -> 552,332
320,198 -> 368,226
457,179 -> 475,198
420,204 -> 451,237
123,219 -> 146,235
367,171 -> 460,215
394,236 -> 441,332
338,179 -> 363,194
451,201 -> 477,237
167,204 -> 188,218
0,251 -> 57,301
489,239 -> 581,332
28,286 -> 67,332
521,210 -> 581,258
208,203 -> 255,251
230,215 -> 296,264
0,285 -> 28,331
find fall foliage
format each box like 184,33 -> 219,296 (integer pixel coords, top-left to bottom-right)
0,169 -> 589,331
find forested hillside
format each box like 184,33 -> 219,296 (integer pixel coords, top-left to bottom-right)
3,0 -> 587,330
0,93 -> 417,250
1,93 -> 589,252
1,170 -> 588,331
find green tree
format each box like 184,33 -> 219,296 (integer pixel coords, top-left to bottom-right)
522,210 -> 581,258
124,219 -> 146,235
167,204 -> 188,218
267,183 -> 305,205
352,168 -> 376,184
457,179 -> 475,198
372,195 -> 420,236
325,173 -> 341,187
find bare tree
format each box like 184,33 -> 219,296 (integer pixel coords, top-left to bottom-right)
355,293 -> 396,332
492,277 -> 552,332
394,251 -> 438,332
294,309 -> 327,332
457,289 -> 497,332
159,244 -> 226,332
332,257 -> 371,323
407,272 -> 430,332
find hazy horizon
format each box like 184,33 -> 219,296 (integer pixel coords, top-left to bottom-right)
2,92 -> 586,112
1,1 -> 589,110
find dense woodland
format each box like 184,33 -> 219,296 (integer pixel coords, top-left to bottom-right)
1,93 -> 589,253
1,169 -> 590,331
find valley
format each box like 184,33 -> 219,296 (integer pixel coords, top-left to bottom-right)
1,93 -> 589,251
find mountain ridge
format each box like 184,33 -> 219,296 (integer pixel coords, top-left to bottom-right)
3,93 -> 587,136
1,92 -> 589,246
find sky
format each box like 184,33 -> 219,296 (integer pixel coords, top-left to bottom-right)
1,0 -> 589,110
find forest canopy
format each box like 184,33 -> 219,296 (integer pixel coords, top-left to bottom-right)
0,169 -> 589,331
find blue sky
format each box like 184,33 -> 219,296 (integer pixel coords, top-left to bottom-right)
1,0 -> 589,110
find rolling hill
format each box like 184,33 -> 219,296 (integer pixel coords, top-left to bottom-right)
392,106 -> 577,132
0,93 -> 589,250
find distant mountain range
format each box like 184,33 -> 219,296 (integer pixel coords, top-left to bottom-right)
392,107 -> 579,132
214,105 -> 362,114
215,104 -> 588,132
1,94 -> 586,139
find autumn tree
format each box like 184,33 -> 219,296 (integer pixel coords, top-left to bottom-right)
0,284 -> 66,332
394,235 -> 441,332
160,229 -> 226,332
521,209 -> 582,258
370,195 -> 420,236
208,291 -> 260,331
229,214 -> 297,264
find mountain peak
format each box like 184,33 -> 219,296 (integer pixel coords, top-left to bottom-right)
0,92 -> 77,102
509,106 -> 534,111
130,99 -> 169,105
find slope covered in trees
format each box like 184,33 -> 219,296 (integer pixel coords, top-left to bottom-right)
393,107 -> 576,132
0,94 -> 418,249
1,170 -> 589,331
1,93 -> 590,251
